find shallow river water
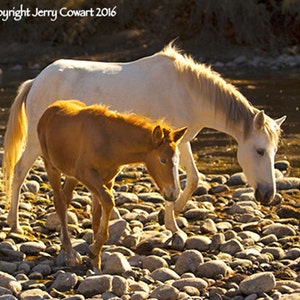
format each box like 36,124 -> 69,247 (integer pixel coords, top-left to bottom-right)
0,67 -> 299,176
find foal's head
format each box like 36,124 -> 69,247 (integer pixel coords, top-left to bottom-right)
146,125 -> 187,201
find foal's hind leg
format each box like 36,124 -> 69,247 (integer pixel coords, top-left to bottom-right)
91,180 -> 115,236
44,162 -> 81,266
62,177 -> 78,206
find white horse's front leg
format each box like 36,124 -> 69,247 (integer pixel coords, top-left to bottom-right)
174,142 -> 199,214
164,201 -> 180,233
164,142 -> 199,250
164,142 -> 199,232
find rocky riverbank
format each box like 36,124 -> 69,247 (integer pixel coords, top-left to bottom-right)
0,157 -> 300,300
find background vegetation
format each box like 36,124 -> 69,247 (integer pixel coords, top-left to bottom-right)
0,0 -> 299,49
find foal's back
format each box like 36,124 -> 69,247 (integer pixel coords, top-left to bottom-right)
38,100 -> 113,175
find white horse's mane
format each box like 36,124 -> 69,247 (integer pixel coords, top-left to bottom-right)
160,43 -> 281,143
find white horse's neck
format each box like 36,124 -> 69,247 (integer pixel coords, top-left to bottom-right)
190,73 -> 257,144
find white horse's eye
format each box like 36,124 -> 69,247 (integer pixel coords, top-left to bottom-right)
160,157 -> 168,164
257,148 -> 265,156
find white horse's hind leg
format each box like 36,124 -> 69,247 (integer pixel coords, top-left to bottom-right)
7,139 -> 41,233
174,142 -> 199,214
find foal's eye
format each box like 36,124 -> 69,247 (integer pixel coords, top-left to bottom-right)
160,157 -> 168,164
256,148 -> 265,156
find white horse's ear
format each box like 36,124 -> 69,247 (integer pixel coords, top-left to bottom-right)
275,115 -> 286,127
254,110 -> 265,130
173,127 -> 188,143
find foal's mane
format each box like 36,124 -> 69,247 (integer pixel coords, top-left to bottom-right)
87,104 -> 171,136
160,43 -> 280,142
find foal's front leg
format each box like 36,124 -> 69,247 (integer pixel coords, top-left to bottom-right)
89,188 -> 114,271
80,171 -> 115,271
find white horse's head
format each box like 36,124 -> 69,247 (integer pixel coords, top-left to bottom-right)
237,110 -> 286,205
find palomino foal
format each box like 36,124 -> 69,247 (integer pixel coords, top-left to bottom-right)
37,100 -> 187,270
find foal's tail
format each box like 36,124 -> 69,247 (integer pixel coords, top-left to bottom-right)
3,79 -> 34,205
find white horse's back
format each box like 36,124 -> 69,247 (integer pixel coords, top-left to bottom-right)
26,55 -> 193,136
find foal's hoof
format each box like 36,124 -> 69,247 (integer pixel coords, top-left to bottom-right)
88,247 -> 101,271
68,250 -> 83,267
171,230 -> 187,251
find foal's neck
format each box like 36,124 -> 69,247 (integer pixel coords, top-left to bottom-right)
113,123 -> 153,164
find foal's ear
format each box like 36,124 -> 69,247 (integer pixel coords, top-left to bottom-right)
152,125 -> 164,146
254,110 -> 265,130
173,127 -> 188,143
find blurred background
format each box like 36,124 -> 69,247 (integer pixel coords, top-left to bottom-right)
0,0 -> 300,66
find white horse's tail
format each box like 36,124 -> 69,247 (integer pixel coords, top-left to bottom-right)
3,79 -> 34,206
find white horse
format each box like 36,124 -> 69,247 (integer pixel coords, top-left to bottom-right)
3,43 -> 286,234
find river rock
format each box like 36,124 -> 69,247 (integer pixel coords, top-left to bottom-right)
184,208 -> 210,220
186,235 -> 211,251
19,288 -> 52,300
22,180 -> 40,194
151,267 -> 180,282
174,249 -> 204,275
129,280 -> 150,293
45,211 -> 78,231
137,192 -> 164,204
197,260 -> 232,279
239,272 -> 276,295
77,275 -> 112,297
276,177 -> 300,190
227,172 -> 247,186
135,230 -> 172,254
284,247 -> 300,260
277,205 -> 300,219
262,223 -> 296,238
201,218 -> 218,234
0,261 -> 17,275
112,275 -> 128,296
220,238 -> 244,255
143,255 -> 168,271
107,219 -> 128,244
0,247 -> 25,262
150,284 -> 179,300
31,263 -> 52,276
172,277 -> 208,291
259,233 -> 278,245
275,160 -> 290,172
0,272 -> 22,295
103,252 -> 132,275
209,184 -> 230,194
19,241 -> 46,255
50,271 -> 78,292
261,246 -> 285,259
